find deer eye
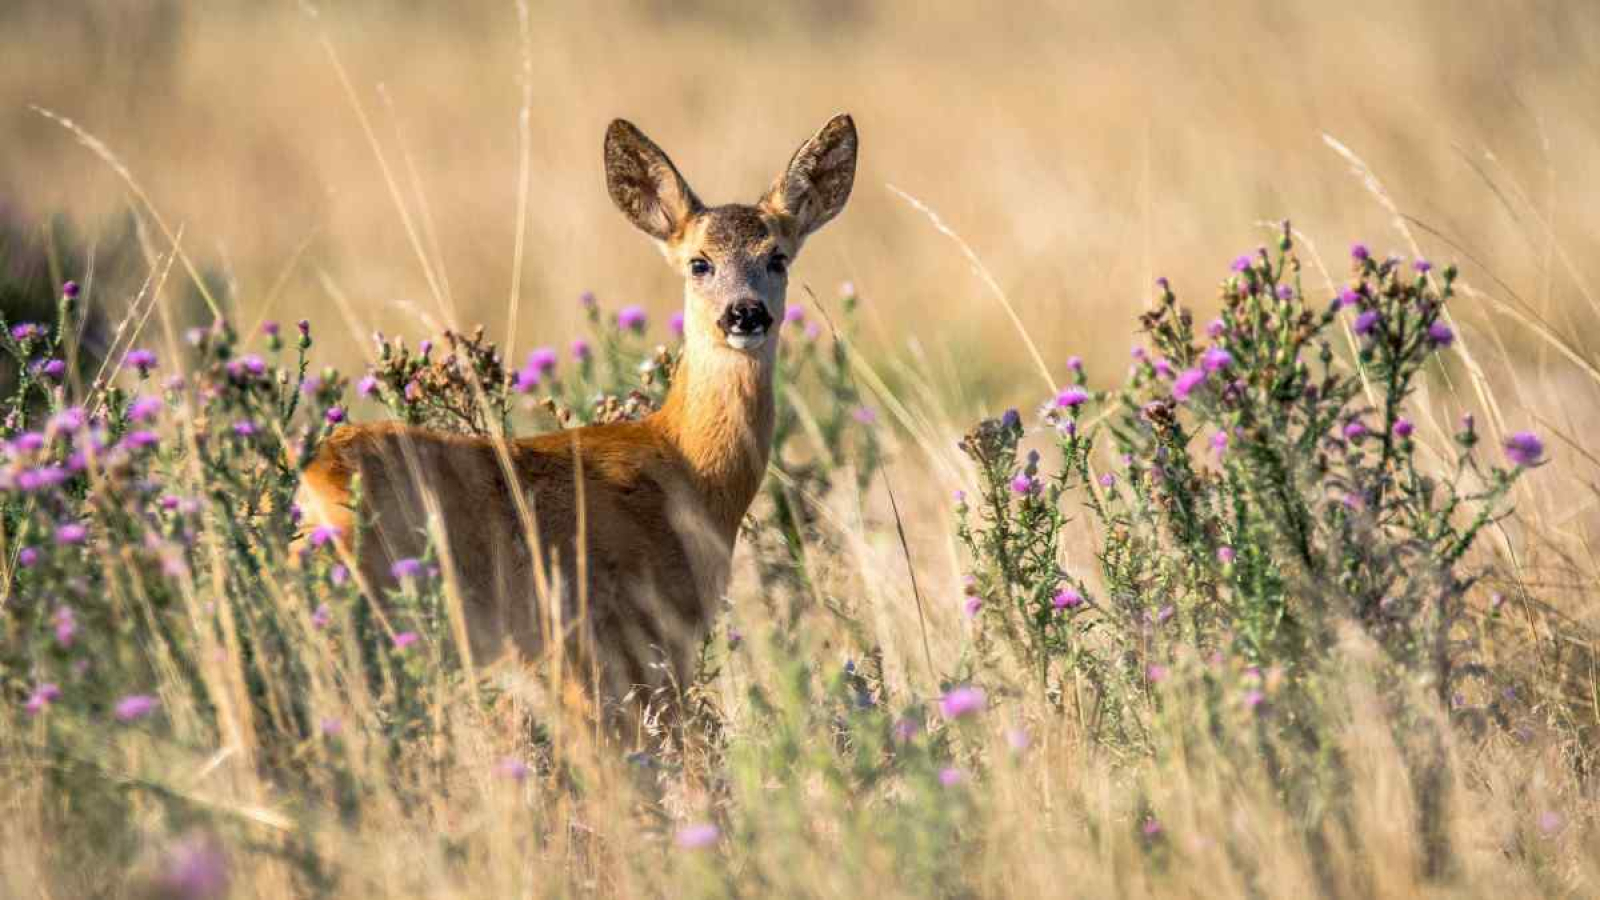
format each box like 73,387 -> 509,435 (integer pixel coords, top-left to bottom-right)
689,258 -> 713,278
767,254 -> 788,276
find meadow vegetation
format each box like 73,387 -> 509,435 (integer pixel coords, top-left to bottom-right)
4,3 -> 1600,898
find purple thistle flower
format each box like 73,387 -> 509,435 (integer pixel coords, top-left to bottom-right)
1202,347 -> 1233,373
1066,355 -> 1083,372
513,366 -> 541,393
1173,368 -> 1207,402
1142,818 -> 1164,837
1343,420 -> 1368,441
309,525 -> 342,548
579,290 -> 597,309
1393,418 -> 1414,438
325,407 -> 346,425
17,547 -> 38,567
320,717 -> 342,736
1005,727 -> 1032,754
852,406 -> 878,425
939,686 -> 987,720
62,281 -> 80,299
1206,319 -> 1225,339
1538,811 -> 1564,836
297,319 -> 311,338
1146,664 -> 1168,683
241,355 -> 267,376
675,823 -> 720,850
1053,589 -> 1083,610
1000,409 -> 1021,429
1230,254 -> 1253,274
1155,605 -> 1175,624
25,683 -> 61,716
1055,386 -> 1089,408
495,757 -> 530,781
1351,242 -> 1370,261
157,833 -> 229,900
53,606 -> 77,646
1504,432 -> 1544,467
392,631 -> 420,650
1353,310 -> 1380,336
311,604 -> 332,629
356,375 -> 379,397
528,346 -> 558,375
390,558 -> 423,579
938,767 -> 968,787
55,523 -> 87,545
1243,689 -> 1266,710
10,323 -> 43,341
616,305 -> 648,332
1217,546 -> 1236,564
1210,430 -> 1229,455
114,694 -> 159,722
1426,321 -> 1454,347
262,321 -> 280,337
232,420 -> 258,438
41,359 -> 66,379
1130,346 -> 1148,362
570,339 -> 591,361
51,407 -> 86,433
1010,473 -> 1038,496
667,312 -> 685,337
124,349 -> 158,373
124,430 -> 159,451
1152,358 -> 1174,379
1414,258 -> 1433,273
784,305 -> 805,325
1098,473 -> 1115,488
128,395 -> 163,422
1275,284 -> 1294,300
1338,287 -> 1361,307
963,595 -> 982,618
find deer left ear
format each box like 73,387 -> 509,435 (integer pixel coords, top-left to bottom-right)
761,113 -> 857,239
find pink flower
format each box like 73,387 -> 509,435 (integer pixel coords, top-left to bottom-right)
1005,727 -> 1031,754
939,686 -> 987,720
1055,386 -> 1089,409
1201,347 -> 1233,373
128,396 -> 163,422
1146,664 -> 1168,683
392,631 -> 420,650
675,822 -> 720,850
1052,589 -> 1083,610
114,694 -> 159,722
495,757 -> 530,781
24,683 -> 61,715
1504,432 -> 1544,467
311,604 -> 332,629
157,833 -> 230,900
938,767 -> 968,787
1217,546 -> 1236,564
53,606 -> 77,646
1172,368 -> 1207,401
309,525 -> 342,548
963,595 -> 982,618
1010,474 -> 1039,496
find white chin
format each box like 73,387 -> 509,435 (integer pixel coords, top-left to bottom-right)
726,332 -> 767,351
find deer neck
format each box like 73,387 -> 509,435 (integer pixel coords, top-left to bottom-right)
652,332 -> 777,537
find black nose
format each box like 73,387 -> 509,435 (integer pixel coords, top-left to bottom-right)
717,300 -> 774,335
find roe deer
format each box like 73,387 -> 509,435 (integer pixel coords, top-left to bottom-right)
296,114 -> 857,718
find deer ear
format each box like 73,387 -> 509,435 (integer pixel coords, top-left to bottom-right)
605,119 -> 702,241
761,113 -> 857,239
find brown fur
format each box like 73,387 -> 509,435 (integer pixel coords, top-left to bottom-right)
296,114 -> 856,717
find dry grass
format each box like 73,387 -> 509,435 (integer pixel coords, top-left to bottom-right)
5,2 -> 1600,897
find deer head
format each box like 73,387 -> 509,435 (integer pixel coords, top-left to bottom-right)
604,114 -> 858,356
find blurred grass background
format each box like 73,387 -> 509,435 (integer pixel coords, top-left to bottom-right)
4,0 -> 1598,399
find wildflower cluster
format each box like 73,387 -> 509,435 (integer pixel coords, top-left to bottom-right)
957,224 -> 1541,745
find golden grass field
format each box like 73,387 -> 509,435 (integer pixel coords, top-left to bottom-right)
5,1 -> 1600,897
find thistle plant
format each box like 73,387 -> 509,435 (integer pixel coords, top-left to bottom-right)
957,223 -> 1542,746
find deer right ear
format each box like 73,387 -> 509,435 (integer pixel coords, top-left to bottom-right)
605,119 -> 702,242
